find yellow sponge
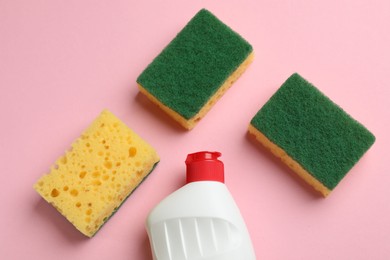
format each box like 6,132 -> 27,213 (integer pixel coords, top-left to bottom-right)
34,110 -> 160,237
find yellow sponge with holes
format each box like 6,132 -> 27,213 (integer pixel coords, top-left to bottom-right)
34,110 -> 159,237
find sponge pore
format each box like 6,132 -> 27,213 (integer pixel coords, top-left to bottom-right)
249,73 -> 375,196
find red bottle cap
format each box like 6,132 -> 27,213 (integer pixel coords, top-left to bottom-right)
185,151 -> 224,183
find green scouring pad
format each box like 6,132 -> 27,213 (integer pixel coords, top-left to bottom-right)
248,73 -> 375,197
137,8 -> 254,130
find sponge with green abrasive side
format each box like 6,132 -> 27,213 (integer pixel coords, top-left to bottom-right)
248,73 -> 375,197
137,8 -> 254,130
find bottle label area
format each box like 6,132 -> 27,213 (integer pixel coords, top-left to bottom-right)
150,217 -> 241,260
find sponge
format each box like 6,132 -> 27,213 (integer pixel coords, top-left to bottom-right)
34,110 -> 160,237
137,9 -> 253,130
248,73 -> 375,197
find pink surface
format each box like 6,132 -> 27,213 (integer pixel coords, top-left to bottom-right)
1,0 -> 389,259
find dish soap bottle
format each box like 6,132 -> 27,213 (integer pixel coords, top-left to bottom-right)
146,151 -> 256,260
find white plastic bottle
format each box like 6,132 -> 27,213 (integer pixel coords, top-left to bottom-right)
146,151 -> 256,260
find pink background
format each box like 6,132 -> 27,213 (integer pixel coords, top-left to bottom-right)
1,0 -> 389,259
